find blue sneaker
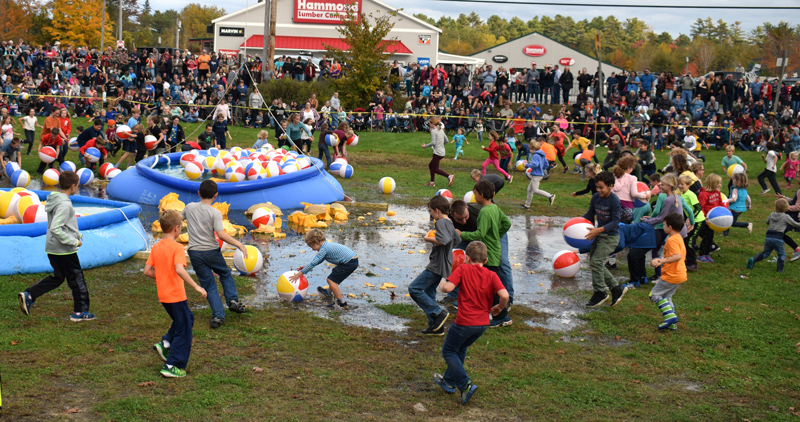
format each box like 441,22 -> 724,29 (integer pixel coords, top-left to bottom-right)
433,373 -> 455,394
489,316 -> 512,328
640,277 -> 650,285
70,312 -> 96,322
658,316 -> 679,330
18,292 -> 34,316
622,281 -> 640,289
460,382 -> 478,405
747,257 -> 754,269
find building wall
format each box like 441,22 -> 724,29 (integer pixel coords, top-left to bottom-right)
213,0 -> 439,65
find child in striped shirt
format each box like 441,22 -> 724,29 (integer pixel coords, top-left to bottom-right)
290,229 -> 359,309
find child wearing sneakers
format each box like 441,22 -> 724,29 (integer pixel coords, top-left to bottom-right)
291,228 -> 359,309
433,241 -> 509,405
18,171 -> 95,322
697,173 -> 725,262
747,199 -> 800,273
144,210 -> 207,378
409,195 -> 460,335
648,213 -> 687,331
183,180 -> 248,329
583,171 -> 627,308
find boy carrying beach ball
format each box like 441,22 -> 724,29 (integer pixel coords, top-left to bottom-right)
290,228 -> 359,310
144,209 -> 207,378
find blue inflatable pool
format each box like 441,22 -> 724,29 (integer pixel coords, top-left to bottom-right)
1,189 -> 147,275
106,152 -> 345,210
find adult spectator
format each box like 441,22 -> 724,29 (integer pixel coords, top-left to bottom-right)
680,72 -> 695,110
330,92 -> 341,127
639,68 -> 655,98
527,62 -> 540,103
560,67 -> 574,104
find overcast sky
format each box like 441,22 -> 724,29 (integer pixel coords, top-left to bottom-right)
161,0 -> 791,38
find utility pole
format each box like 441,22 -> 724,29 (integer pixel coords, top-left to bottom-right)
101,0 -> 106,51
118,0 -> 123,42
176,19 -> 181,51
268,0 -> 276,62
773,49 -> 788,114
262,0 -> 270,63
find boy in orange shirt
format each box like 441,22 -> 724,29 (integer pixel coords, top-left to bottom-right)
648,213 -> 687,331
144,209 -> 207,378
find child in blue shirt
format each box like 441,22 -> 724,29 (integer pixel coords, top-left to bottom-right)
252,130 -> 271,149
450,128 -> 468,160
290,229 -> 358,310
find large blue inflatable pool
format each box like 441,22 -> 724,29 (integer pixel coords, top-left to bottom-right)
106,152 -> 345,210
1,189 -> 147,275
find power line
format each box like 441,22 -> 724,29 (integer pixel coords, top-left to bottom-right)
430,0 -> 800,9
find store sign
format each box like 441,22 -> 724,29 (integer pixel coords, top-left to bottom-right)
219,27 -> 244,37
559,57 -> 575,66
418,35 -> 431,45
218,49 -> 240,56
294,0 -> 362,25
492,55 -> 508,63
522,44 -> 547,57
417,57 -> 430,66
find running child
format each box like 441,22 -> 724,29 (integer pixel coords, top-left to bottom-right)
144,209 -> 208,378
480,130 -> 512,182
781,151 -> 799,189
548,126 -> 568,173
475,118 -> 484,143
648,213 -> 687,330
422,116 -> 454,187
291,228 -> 358,310
116,123 -> 139,169
697,173 -> 725,263
433,241 -> 509,405
572,163 -> 599,197
133,124 -> 147,163
408,195 -> 460,335
450,128 -> 468,160
725,172 -> 752,237
678,174 -> 703,272
747,199 -> 800,273
758,141 -> 782,195
522,140 -> 555,209
721,145 -> 746,192
18,171 -> 95,322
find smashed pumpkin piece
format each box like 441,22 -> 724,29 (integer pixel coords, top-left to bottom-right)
315,221 -> 328,228
177,233 -> 189,243
158,193 -> 185,213
222,220 -> 247,237
288,211 -> 319,227
0,215 -> 19,225
211,202 -> 230,220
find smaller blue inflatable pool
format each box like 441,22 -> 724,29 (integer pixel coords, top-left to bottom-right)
106,152 -> 345,210
0,189 -> 147,275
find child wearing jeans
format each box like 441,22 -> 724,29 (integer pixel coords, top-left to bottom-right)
18,171 -> 95,322
583,171 -> 627,308
475,119 -> 484,143
522,140 -> 555,209
747,199 -> 800,273
648,213 -> 687,331
292,228 -> 359,310
408,195 -> 460,335
434,241 -> 509,405
144,209 -> 207,378
183,180 -> 248,329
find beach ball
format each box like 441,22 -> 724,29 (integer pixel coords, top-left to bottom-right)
225,164 -> 246,183
14,190 -> 40,221
230,147 -> 242,156
525,168 -> 533,180
239,149 -> 251,158
452,249 -> 466,273
706,206 -> 733,232
144,135 -> 157,150
329,162 -> 343,173
10,169 -> 30,188
346,135 -> 359,146
99,163 -> 116,179
464,191 -> 476,203
276,271 -> 309,302
106,168 -> 122,180
720,192 -> 730,207
264,161 -> 282,177
76,168 -> 94,185
202,156 -> 219,175
515,160 -> 527,172
238,158 -> 253,170
727,164 -> 745,178
378,177 -> 396,194
60,161 -> 77,172
297,157 -> 312,169
333,158 -> 348,166
115,125 -> 132,139
39,146 -> 57,163
553,250 -> 581,278
20,92 -> 29,100
325,133 -> 339,147
436,189 -> 453,202
42,168 -> 60,186
233,245 -> 263,275
184,161 -> 204,180
246,162 -> 264,180
574,155 -> 582,166
0,191 -> 20,218
207,147 -> 220,157
563,217 -> 594,249
84,147 -> 101,163
338,164 -> 354,179
5,161 -> 20,176
634,182 -> 650,207
21,203 -> 47,224
251,207 -> 276,229
68,137 -> 79,152
180,152 -> 198,168
282,161 -> 301,174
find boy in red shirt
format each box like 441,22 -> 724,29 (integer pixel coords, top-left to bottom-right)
697,173 -> 724,262
434,241 -> 509,405
648,213 -> 687,330
144,209 -> 207,378
36,128 -> 62,174
79,137 -> 108,171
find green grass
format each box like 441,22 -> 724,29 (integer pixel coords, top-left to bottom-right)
3,119 -> 800,420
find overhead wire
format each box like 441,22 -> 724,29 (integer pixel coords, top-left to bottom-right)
428,0 -> 800,9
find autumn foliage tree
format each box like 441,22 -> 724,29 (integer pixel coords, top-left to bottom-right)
46,0 -> 114,47
325,8 -> 397,108
0,0 -> 32,41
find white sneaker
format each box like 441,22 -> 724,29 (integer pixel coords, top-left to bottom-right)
747,223 -> 753,234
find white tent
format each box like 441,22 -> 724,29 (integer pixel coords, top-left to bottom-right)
437,52 -> 485,67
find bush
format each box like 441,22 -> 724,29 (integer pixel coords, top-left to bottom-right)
257,78 -> 336,105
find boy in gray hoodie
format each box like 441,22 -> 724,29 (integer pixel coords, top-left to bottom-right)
18,171 -> 95,322
747,198 -> 800,273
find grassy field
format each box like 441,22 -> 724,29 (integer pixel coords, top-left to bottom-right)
2,118 -> 800,421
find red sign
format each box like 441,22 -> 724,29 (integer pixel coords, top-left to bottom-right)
559,58 -> 575,66
294,0 -> 362,25
522,45 -> 547,57
218,49 -> 240,56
